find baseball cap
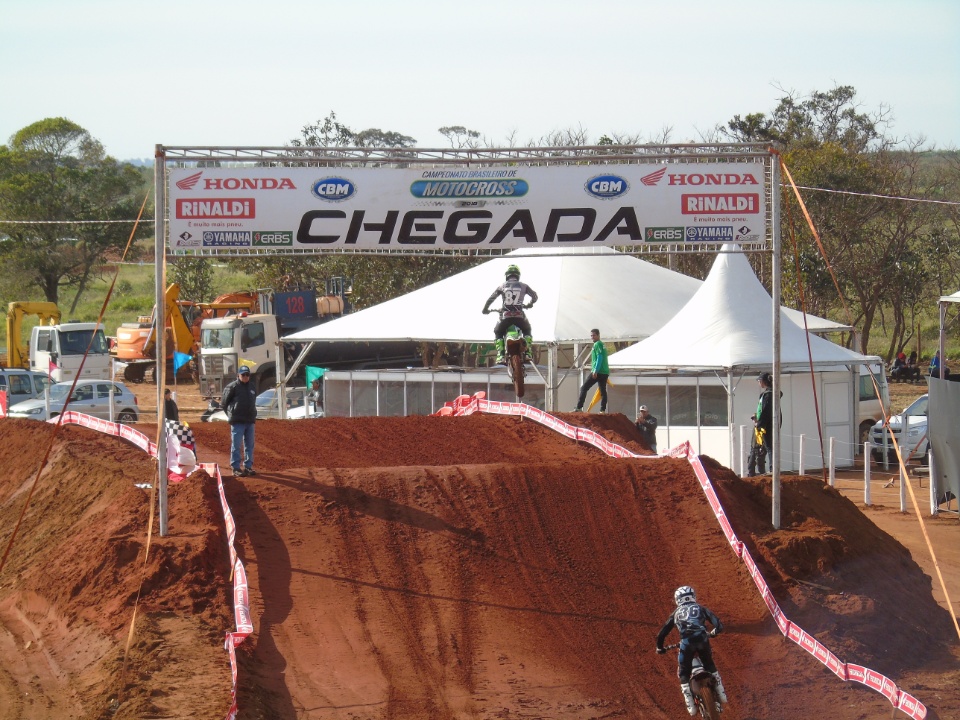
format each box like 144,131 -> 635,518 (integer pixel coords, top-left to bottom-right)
238,366 -> 251,375
639,405 -> 648,412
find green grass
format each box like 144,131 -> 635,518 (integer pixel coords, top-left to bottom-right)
1,261 -> 255,348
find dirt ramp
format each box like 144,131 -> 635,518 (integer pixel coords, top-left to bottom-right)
0,420 -> 232,720
704,456 -> 956,677
1,413 -> 958,720
224,447 -> 954,720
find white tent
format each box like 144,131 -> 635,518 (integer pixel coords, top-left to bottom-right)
608,247 -> 869,371
929,291 -> 960,515
279,245 -> 852,414
283,246 -> 847,346
607,245 -> 876,472
283,246 -> 702,345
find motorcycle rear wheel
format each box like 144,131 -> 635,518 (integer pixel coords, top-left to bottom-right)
510,354 -> 525,398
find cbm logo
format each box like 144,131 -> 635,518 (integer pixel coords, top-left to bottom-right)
312,177 -> 356,202
585,174 -> 629,199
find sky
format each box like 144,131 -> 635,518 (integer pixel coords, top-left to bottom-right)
2,0 -> 958,161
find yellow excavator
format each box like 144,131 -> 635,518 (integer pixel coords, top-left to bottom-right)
5,302 -> 62,368
114,284 -> 199,383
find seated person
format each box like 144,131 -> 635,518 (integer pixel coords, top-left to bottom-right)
890,352 -> 906,380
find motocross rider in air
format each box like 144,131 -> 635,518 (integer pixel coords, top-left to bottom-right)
482,264 -> 538,365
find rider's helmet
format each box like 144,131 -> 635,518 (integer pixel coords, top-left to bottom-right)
505,264 -> 521,281
674,585 -> 696,606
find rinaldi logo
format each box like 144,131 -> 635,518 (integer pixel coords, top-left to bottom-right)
640,168 -> 667,186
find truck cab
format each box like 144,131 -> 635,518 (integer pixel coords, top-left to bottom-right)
199,313 -> 281,396
30,322 -> 111,382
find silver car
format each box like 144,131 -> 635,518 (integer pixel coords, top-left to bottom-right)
8,379 -> 140,424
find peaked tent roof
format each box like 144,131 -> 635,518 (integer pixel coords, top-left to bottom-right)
283,247 -> 704,345
608,244 -> 871,371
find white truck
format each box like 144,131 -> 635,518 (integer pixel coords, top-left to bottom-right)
30,321 -> 112,382
199,286 -> 348,398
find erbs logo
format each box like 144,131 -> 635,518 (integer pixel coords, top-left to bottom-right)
312,177 -> 356,202
645,227 -> 683,242
585,174 -> 629,199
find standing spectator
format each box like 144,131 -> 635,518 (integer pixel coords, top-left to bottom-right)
755,372 -> 775,465
574,329 -> 609,413
164,388 -> 179,423
222,366 -> 258,476
635,405 -> 659,454
746,414 -> 767,476
307,378 -> 324,416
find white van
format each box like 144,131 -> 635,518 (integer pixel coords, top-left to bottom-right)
0,369 -> 50,407
29,322 -> 112,383
858,359 -> 890,446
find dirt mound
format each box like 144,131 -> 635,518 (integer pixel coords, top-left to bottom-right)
0,413 -> 957,720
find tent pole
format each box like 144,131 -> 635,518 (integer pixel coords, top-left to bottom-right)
727,368 -> 735,469
772,156 -> 782,529
155,145 -> 168,537
547,343 -> 557,412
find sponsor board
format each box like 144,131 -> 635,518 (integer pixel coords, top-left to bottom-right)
167,163 -> 769,251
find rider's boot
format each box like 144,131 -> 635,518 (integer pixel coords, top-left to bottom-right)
494,338 -> 505,364
680,683 -> 696,716
523,335 -> 533,360
712,672 -> 728,703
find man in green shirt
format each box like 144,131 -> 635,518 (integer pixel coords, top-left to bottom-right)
574,328 -> 610,413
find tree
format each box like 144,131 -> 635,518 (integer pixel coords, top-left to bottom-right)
0,118 -> 149,311
724,87 -> 941,354
439,126 -> 481,149
169,257 -> 215,302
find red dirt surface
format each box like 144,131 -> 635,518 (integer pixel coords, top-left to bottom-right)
0,412 -> 957,720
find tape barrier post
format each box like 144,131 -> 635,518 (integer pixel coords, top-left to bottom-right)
442,392 -> 928,719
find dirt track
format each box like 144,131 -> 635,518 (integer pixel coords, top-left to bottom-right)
0,412 -> 958,720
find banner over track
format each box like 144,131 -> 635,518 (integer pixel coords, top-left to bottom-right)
158,144 -> 775,258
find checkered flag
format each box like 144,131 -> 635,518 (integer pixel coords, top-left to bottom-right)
165,419 -> 197,482
165,419 -> 196,452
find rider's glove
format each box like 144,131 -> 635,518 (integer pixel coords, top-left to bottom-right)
656,647 -> 666,654
482,308 -> 490,315
709,629 -> 718,637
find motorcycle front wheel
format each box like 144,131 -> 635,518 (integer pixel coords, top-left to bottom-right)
698,686 -> 721,720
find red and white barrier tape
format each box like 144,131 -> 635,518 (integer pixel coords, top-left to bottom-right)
50,414 -> 250,720
440,392 -> 927,719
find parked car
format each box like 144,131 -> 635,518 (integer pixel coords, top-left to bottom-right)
870,394 -> 928,465
8,379 -> 139,424
0,369 -> 50,406
208,386 -> 317,421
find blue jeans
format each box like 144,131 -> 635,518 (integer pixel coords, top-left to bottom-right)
230,422 -> 255,470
